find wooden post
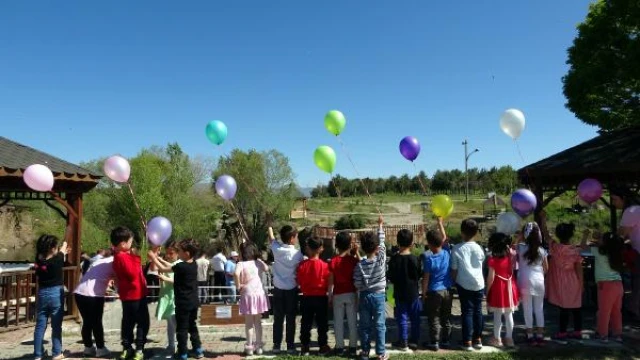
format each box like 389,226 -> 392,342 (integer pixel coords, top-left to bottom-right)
533,185 -> 546,245
64,193 -> 83,318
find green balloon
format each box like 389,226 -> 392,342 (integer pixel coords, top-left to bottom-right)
324,110 -> 346,136
314,146 -> 337,174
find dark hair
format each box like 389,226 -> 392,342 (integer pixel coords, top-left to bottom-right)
555,223 -> 575,245
280,225 -> 298,244
599,232 -> 624,273
488,232 -> 511,258
110,226 -> 134,247
36,234 -> 59,261
461,219 -> 479,239
240,242 -> 259,261
426,230 -> 444,248
178,238 -> 199,260
164,240 -> 179,252
610,185 -> 640,209
359,231 -> 379,254
523,223 -> 543,265
397,229 -> 413,248
335,231 -> 352,252
306,237 -> 323,252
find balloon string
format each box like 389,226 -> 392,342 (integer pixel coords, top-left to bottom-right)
127,182 -> 148,232
336,136 -> 381,215
412,162 -> 429,196
514,139 -> 533,191
228,201 -> 250,241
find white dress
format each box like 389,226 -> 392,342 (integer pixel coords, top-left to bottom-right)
516,243 -> 547,296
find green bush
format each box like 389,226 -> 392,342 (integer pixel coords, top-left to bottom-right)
335,214 -> 366,230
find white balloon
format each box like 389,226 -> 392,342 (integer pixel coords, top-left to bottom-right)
500,108 -> 526,139
496,212 -> 521,235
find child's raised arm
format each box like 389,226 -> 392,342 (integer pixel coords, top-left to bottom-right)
147,250 -> 173,273
268,227 -> 276,243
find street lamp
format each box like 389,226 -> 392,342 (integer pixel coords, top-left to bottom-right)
462,140 -> 479,202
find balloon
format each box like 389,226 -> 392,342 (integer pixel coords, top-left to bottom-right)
511,189 -> 537,217
313,146 -> 337,174
215,175 -> 237,201
205,120 -> 228,145
496,212 -> 522,235
399,136 -> 421,162
500,108 -> 526,139
23,164 -> 54,192
147,216 -> 173,246
103,155 -> 131,183
431,195 -> 454,218
324,110 -> 346,136
578,178 -> 603,204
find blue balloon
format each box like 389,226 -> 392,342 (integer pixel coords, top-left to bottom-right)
511,189 -> 537,217
205,120 -> 228,145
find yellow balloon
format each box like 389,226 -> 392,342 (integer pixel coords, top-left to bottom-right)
431,195 -> 454,218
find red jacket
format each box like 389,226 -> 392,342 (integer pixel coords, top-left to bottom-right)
297,258 -> 330,296
113,251 -> 147,301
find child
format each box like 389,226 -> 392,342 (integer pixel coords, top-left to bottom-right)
33,235 -> 68,360
388,229 -> 422,351
196,252 -> 209,304
268,226 -> 304,354
421,218 -> 453,351
297,237 -> 331,356
74,249 -> 114,358
154,241 -> 181,355
235,242 -> 270,356
354,216 -> 388,360
450,219 -> 485,351
149,239 -> 204,360
111,227 -> 149,360
486,233 -> 519,348
329,232 -> 360,356
516,222 -> 548,346
582,232 -> 624,343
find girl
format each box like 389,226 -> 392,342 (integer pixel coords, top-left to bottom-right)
155,241 -> 181,355
486,233 -> 519,348
34,234 -> 68,360
582,232 -> 624,343
517,222 -> 548,346
612,186 -> 640,319
235,242 -> 270,356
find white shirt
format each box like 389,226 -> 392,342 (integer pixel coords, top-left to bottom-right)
450,241 -> 485,291
271,240 -> 303,290
196,258 -> 210,282
74,257 -> 115,297
516,243 -> 547,296
211,253 -> 227,272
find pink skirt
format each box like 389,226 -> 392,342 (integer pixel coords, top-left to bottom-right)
239,292 -> 270,315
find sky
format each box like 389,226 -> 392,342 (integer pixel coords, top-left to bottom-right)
0,0 -> 597,187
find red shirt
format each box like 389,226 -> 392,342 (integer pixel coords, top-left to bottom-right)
329,255 -> 358,295
297,258 -> 330,296
113,251 -> 147,301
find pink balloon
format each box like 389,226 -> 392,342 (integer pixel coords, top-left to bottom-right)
23,164 -> 54,192
577,178 -> 603,204
104,155 -> 131,183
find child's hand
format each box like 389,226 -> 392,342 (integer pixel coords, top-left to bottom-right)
268,227 -> 275,240
437,217 -> 444,226
378,215 -> 383,226
147,250 -> 156,259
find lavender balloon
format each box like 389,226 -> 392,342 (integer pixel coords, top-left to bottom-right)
399,136 -> 420,162
147,216 -> 172,246
511,189 -> 537,217
23,164 -> 55,192
577,178 -> 603,204
104,155 -> 131,183
215,175 -> 238,201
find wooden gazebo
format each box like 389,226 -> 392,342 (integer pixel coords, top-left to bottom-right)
0,136 -> 100,327
518,127 -> 640,231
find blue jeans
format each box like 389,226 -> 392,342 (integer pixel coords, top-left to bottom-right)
358,291 -> 386,355
34,286 -> 64,358
394,298 -> 422,343
457,285 -> 484,343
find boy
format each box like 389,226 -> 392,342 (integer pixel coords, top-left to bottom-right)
111,227 -> 150,360
353,216 -> 388,360
196,252 -> 209,304
329,232 -> 360,356
450,219 -> 485,351
149,239 -> 204,360
297,237 -> 332,356
387,229 -> 422,351
421,218 -> 453,351
268,225 -> 304,354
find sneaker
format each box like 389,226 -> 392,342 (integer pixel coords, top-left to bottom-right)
272,344 -> 281,354
527,336 -> 536,346
287,344 -> 297,355
255,347 -> 263,356
392,340 -> 409,351
193,348 -> 204,359
119,350 -> 132,360
408,342 -> 419,351
84,347 -> 96,356
598,336 -> 609,344
552,332 -> 568,345
503,338 -> 515,348
319,345 -> 332,356
614,336 -> 623,344
377,353 -> 389,360
487,337 -> 502,347
301,345 -> 310,356
334,347 -> 345,356
426,342 -> 439,351
536,336 -> 546,347
569,331 -> 583,340
462,342 -> 474,351
176,355 -> 188,360
245,346 -> 254,356
96,347 -> 112,358
348,347 -> 358,357
473,339 -> 483,350
440,341 -> 451,349
52,355 -> 66,360
132,351 -> 144,360
359,351 -> 370,360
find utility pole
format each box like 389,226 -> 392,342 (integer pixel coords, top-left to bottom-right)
462,140 -> 479,202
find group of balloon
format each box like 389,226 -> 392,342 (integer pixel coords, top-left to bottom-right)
18,107 -> 603,246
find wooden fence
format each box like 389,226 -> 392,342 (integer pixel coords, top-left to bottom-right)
313,224 -> 427,245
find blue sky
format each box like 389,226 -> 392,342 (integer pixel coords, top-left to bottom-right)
0,1 -> 597,187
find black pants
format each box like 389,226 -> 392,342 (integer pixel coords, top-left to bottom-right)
300,296 -> 328,347
272,287 -> 298,347
121,298 -> 150,351
75,294 -> 106,348
426,289 -> 453,344
176,307 -> 201,356
213,272 -> 226,301
559,307 -> 583,333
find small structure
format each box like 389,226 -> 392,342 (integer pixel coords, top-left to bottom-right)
289,197 -> 308,220
482,193 -> 506,219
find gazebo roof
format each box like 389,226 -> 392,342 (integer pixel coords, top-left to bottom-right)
0,136 -> 101,193
518,127 -> 640,190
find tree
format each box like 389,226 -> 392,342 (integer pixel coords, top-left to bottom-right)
562,0 -> 640,130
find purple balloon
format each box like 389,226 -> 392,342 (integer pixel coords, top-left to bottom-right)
215,175 -> 238,201
511,189 -> 537,217
578,178 -> 603,204
147,216 -> 172,246
399,136 -> 420,162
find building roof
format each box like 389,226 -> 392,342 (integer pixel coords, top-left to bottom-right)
518,127 -> 640,190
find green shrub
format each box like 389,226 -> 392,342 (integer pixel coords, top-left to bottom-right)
335,214 -> 366,230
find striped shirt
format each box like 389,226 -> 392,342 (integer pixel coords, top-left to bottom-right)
353,227 -> 387,293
